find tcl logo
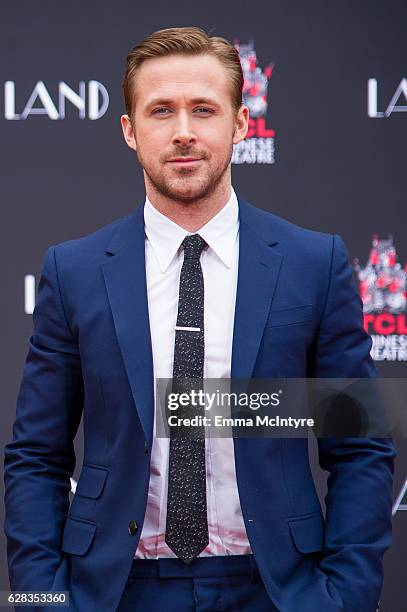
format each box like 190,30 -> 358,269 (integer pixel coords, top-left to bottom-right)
4,80 -> 109,120
364,314 -> 407,335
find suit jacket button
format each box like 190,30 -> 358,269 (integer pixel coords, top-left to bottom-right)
128,520 -> 138,536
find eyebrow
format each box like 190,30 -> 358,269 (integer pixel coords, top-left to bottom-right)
145,97 -> 221,110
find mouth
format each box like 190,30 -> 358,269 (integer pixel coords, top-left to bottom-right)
167,157 -> 203,166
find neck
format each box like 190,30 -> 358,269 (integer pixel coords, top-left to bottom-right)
144,175 -> 232,232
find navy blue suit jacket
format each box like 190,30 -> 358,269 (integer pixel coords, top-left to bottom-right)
4,196 -> 395,611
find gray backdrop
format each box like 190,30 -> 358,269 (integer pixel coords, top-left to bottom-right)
1,1 -> 406,610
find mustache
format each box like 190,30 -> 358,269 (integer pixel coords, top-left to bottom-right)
163,148 -> 208,161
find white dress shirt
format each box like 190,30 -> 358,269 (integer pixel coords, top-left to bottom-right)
134,187 -> 252,558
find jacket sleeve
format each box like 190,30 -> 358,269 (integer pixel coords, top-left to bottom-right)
312,234 -> 396,612
3,245 -> 83,593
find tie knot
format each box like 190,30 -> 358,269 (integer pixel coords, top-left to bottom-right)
181,234 -> 207,260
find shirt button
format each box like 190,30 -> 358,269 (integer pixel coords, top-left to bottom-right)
128,520 -> 138,536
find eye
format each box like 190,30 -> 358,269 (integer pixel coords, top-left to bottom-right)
152,107 -> 171,115
194,107 -> 213,114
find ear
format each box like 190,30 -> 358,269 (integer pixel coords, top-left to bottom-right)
233,105 -> 249,145
120,114 -> 137,152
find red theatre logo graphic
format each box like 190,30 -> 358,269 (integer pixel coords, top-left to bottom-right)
232,40 -> 275,165
354,236 -> 407,361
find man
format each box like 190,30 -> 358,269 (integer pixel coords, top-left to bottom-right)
4,27 -> 395,612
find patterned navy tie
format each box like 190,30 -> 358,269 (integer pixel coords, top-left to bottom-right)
165,233 -> 209,564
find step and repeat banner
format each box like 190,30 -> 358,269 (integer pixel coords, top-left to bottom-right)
1,1 -> 406,609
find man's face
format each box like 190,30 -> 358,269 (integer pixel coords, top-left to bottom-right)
121,53 -> 248,203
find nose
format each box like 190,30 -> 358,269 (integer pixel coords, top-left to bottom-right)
172,110 -> 196,147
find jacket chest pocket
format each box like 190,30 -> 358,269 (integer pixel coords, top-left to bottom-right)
262,305 -> 315,352
265,304 -> 314,328
255,305 -> 315,377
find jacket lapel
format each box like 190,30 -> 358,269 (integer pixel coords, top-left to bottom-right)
231,198 -> 283,379
102,204 -> 154,446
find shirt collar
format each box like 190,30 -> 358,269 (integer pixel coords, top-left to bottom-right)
144,188 -> 239,273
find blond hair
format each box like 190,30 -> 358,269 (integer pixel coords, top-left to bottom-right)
122,26 -> 243,118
